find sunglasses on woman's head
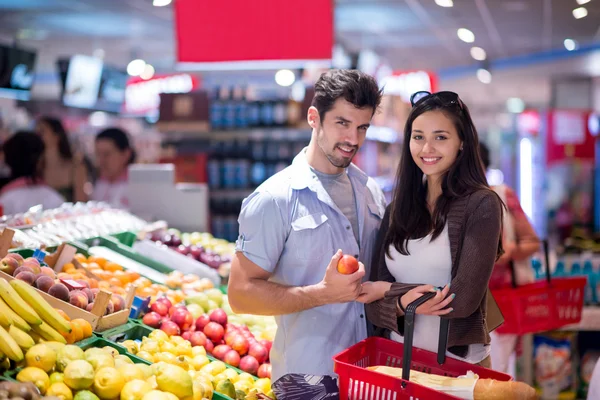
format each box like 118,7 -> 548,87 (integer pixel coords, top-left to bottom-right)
410,91 -> 465,110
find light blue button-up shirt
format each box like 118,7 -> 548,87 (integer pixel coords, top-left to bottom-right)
235,149 -> 386,382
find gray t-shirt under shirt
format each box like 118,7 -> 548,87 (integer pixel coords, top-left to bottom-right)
311,167 -> 360,245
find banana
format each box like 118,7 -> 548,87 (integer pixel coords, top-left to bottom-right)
8,325 -> 35,351
10,280 -> 71,333
28,330 -> 43,344
0,300 -> 11,328
0,278 -> 42,325
31,321 -> 67,344
0,324 -> 24,362
0,297 -> 31,332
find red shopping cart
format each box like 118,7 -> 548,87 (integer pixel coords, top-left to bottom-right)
334,292 -> 512,400
492,240 -> 587,335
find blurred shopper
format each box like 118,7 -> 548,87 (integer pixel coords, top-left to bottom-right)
92,127 -> 135,209
480,143 -> 540,377
36,117 -> 88,202
361,91 -> 503,367
0,131 -> 64,214
228,69 -> 385,381
588,359 -> 600,399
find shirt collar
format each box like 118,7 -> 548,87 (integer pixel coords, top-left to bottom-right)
289,148 -> 368,190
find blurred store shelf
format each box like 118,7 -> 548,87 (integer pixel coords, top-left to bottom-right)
560,307 -> 600,331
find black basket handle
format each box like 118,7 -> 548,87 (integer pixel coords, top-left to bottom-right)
401,291 -> 450,387
509,239 -> 551,288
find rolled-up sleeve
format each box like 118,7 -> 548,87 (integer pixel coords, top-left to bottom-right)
235,191 -> 287,273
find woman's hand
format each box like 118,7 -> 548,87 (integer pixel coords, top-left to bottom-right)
496,241 -> 516,265
356,281 -> 392,304
400,284 -> 454,316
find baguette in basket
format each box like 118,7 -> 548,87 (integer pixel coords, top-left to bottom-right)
368,366 -> 537,400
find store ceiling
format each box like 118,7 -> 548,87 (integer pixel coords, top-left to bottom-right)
0,0 -> 599,75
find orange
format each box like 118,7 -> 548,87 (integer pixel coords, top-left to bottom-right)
88,279 -> 99,289
62,263 -> 76,273
87,256 -> 107,269
71,319 -> 92,339
126,271 -> 140,282
87,262 -> 101,271
73,254 -> 87,263
56,309 -> 71,322
108,277 -> 122,288
62,322 -> 83,344
114,270 -> 130,285
104,262 -> 123,272
98,281 -> 111,290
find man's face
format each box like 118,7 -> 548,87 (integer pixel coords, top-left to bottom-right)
313,98 -> 373,169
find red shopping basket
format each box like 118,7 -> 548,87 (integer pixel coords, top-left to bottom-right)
492,240 -> 587,335
333,293 -> 512,400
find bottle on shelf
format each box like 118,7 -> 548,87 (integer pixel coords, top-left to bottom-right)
210,86 -> 224,131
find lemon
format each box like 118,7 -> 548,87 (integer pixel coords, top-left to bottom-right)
93,367 -> 125,400
169,336 -> 186,346
190,355 -> 210,371
50,372 -> 65,384
214,379 -> 236,398
73,390 -> 100,400
234,379 -> 253,394
237,372 -> 255,384
154,363 -> 193,399
173,355 -> 191,371
84,348 -> 105,359
146,375 -> 158,390
57,346 -> 85,372
17,367 -> 50,395
122,340 -> 139,355
64,360 -> 95,390
119,365 -> 145,383
102,346 -> 119,357
192,380 -> 213,400
253,378 -> 271,394
139,340 -> 160,355
158,341 -> 176,355
174,343 -> 192,357
120,379 -> 153,400
190,347 -> 206,357
44,341 -> 66,354
148,330 -> 169,342
136,352 -> 154,362
136,364 -> 153,380
86,353 -> 115,371
141,391 -> 169,400
209,361 -> 226,375
46,382 -> 73,400
26,344 -> 57,372
154,352 -> 176,364
115,355 -> 134,369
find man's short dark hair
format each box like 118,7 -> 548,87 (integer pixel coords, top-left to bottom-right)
311,69 -> 383,120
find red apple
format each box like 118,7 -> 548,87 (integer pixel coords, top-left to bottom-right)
337,254 -> 359,274
209,308 -> 228,326
231,335 -> 249,356
204,340 -> 214,354
223,350 -> 241,367
224,331 -> 236,347
239,355 -> 259,375
181,331 -> 192,341
195,315 -> 210,331
189,331 -> 208,348
171,308 -> 194,331
257,363 -> 272,379
168,305 -> 186,318
248,343 -> 269,364
259,339 -> 273,356
203,322 -> 224,343
212,344 -> 232,360
142,312 -> 162,328
155,296 -> 173,309
160,320 -> 181,336
150,301 -> 169,317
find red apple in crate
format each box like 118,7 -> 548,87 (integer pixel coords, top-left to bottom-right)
181,331 -> 192,341
171,308 -> 194,331
209,309 -> 228,326
151,301 -> 169,317
203,322 -> 224,343
189,331 -> 208,348
248,343 -> 269,364
160,320 -> 181,336
239,355 -> 259,375
224,350 -> 241,368
212,345 -> 232,361
155,296 -> 173,309
142,312 -> 162,328
195,315 -> 210,332
231,335 -> 249,356
259,339 -> 273,356
204,340 -> 214,354
258,363 -> 272,379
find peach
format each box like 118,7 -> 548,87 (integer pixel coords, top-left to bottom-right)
13,266 -> 33,277
39,266 -> 57,279
0,257 -> 20,275
48,283 -> 70,302
82,288 -> 94,303
69,290 -> 89,309
22,261 -> 41,275
111,295 -> 125,312
5,253 -> 24,265
15,271 -> 36,285
34,275 -> 55,293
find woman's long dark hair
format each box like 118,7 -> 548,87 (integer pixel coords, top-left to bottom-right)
3,131 -> 45,184
386,93 -> 501,256
38,117 -> 73,160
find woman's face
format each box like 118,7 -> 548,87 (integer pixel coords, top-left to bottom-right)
409,110 -> 463,182
35,121 -> 58,148
95,139 -> 130,180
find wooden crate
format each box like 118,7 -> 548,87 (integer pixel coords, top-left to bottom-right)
0,230 -> 134,331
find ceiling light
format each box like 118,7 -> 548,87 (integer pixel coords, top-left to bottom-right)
127,59 -> 146,76
140,64 -> 155,80
573,7 -> 588,19
153,0 -> 172,6
470,47 -> 487,61
457,28 -> 475,43
434,0 -> 453,7
507,97 -> 525,113
576,0 -> 590,5
477,68 -> 492,84
564,39 -> 578,51
275,69 -> 295,87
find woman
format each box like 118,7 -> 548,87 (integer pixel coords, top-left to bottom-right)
35,117 -> 88,202
359,91 -> 503,367
480,142 -> 540,376
91,127 -> 135,209
0,132 -> 64,214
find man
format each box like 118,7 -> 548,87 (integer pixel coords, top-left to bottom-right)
228,69 -> 386,382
